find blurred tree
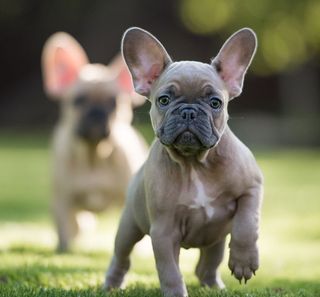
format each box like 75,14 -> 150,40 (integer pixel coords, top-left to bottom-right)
179,0 -> 320,75
0,0 -> 319,144
179,0 -> 320,145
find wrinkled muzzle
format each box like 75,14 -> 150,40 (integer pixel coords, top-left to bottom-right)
157,104 -> 218,156
77,107 -> 109,143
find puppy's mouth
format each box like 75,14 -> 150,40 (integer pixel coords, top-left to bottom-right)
76,106 -> 112,144
159,126 -> 218,156
156,103 -> 220,156
77,125 -> 109,144
172,130 -> 203,156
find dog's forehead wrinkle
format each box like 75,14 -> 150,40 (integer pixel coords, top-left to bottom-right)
157,61 -> 224,98
80,64 -> 117,83
74,88 -> 117,104
76,64 -> 119,97
166,61 -> 215,80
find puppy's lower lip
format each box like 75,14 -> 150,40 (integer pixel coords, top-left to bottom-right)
174,131 -> 201,148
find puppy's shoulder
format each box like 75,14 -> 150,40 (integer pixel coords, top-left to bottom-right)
146,139 -> 170,165
144,139 -> 179,183
219,130 -> 263,186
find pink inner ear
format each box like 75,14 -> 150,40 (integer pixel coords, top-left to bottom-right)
53,48 -> 80,91
147,63 -> 162,83
117,67 -> 134,93
133,63 -> 163,96
219,54 -> 245,98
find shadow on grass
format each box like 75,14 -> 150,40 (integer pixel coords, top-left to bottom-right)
1,246 -> 320,297
1,282 -> 320,297
4,245 -> 110,258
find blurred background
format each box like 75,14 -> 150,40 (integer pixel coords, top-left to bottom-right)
1,0 -> 320,146
0,0 -> 319,295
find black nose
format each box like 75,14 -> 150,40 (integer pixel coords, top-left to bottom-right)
88,108 -> 106,122
181,107 -> 197,121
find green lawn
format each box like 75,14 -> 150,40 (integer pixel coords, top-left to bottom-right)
0,129 -> 319,297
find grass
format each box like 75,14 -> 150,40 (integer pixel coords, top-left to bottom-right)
0,128 -> 320,296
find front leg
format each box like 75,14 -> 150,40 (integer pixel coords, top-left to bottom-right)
52,193 -> 78,252
150,222 -> 187,297
195,240 -> 226,288
229,185 -> 263,283
105,206 -> 144,289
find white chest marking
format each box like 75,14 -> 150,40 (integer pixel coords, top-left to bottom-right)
189,167 -> 215,219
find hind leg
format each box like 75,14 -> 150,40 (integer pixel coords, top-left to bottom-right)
105,206 -> 144,289
195,239 -> 226,289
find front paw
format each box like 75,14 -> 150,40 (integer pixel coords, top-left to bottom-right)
162,284 -> 188,297
228,243 -> 259,283
104,256 -> 130,290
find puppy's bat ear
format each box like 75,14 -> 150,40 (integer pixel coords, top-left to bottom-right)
108,53 -> 146,106
41,32 -> 89,98
212,28 -> 257,100
121,27 -> 172,97
109,53 -> 133,93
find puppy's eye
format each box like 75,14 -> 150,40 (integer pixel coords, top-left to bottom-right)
158,95 -> 170,106
209,97 -> 222,109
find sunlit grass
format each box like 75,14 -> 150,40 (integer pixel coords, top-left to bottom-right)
0,130 -> 319,296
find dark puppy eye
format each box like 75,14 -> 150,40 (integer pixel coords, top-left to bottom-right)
105,97 -> 116,107
74,95 -> 86,106
209,97 -> 222,109
158,95 -> 170,106
105,97 -> 116,112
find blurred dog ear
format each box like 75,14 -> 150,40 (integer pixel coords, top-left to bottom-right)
41,32 -> 89,98
109,53 -> 146,107
121,27 -> 172,97
212,28 -> 257,100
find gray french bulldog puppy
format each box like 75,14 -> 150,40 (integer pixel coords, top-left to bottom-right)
105,27 -> 263,297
